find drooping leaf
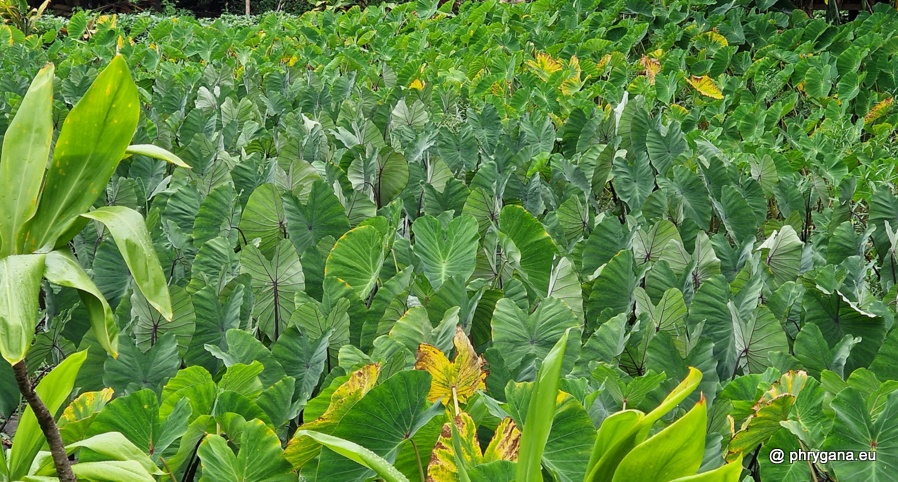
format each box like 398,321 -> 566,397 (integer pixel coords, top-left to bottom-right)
0,253 -> 45,364
80,206 -> 172,320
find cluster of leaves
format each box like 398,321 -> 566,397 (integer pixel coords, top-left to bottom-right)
2,0 -> 898,480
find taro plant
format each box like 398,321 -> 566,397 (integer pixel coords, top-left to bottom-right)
425,331 -> 745,482
0,0 -> 49,35
0,56 -> 187,481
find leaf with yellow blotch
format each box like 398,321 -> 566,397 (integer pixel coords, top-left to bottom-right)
640,56 -> 661,85
865,97 -> 893,123
696,30 -> 729,47
560,56 -> 583,95
427,412 -> 520,482
483,416 -> 521,462
726,371 -> 809,461
526,52 -> 562,81
284,364 -> 380,467
415,326 -> 486,406
686,75 -> 723,99
409,79 -> 426,90
427,412 -> 481,482
57,388 -> 114,445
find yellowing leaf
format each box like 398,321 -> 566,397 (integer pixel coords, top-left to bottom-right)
97,14 -> 116,27
427,412 -> 519,481
686,75 -> 723,100
483,416 -> 520,462
697,30 -> 729,47
726,372 -> 808,461
57,388 -> 114,444
596,54 -> 612,72
284,364 -> 380,467
527,52 -> 563,81
640,55 -> 661,85
561,55 -> 583,95
427,412 -> 481,482
416,327 -> 486,407
409,79 -> 425,90
865,97 -> 894,123
670,104 -> 690,116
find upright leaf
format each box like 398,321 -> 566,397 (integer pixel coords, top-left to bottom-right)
0,64 -> 53,256
413,215 -> 480,289
27,56 -> 140,250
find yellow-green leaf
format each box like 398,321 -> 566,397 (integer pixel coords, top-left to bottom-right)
285,364 -> 380,468
25,55 -> 140,251
483,417 -> 520,463
612,396 -> 708,482
428,412 -> 482,482
686,76 -> 723,100
58,388 -> 114,445
43,250 -> 118,358
415,326 -> 486,406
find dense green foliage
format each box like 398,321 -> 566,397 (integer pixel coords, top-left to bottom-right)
3,0 -> 898,480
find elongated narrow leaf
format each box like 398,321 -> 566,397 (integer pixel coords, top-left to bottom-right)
27,55 -> 140,250
0,254 -> 46,364
9,351 -> 88,480
516,328 -> 571,482
43,250 -> 117,358
295,430 -> 410,482
124,144 -> 190,168
81,206 -> 172,320
0,64 -> 53,256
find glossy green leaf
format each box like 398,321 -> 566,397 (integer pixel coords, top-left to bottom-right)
124,144 -> 190,168
0,253 -> 45,364
515,328 -> 571,482
0,64 -> 53,256
43,250 -> 117,358
27,55 -> 141,251
80,206 -> 172,320
612,397 -> 707,482
295,430 -> 410,482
